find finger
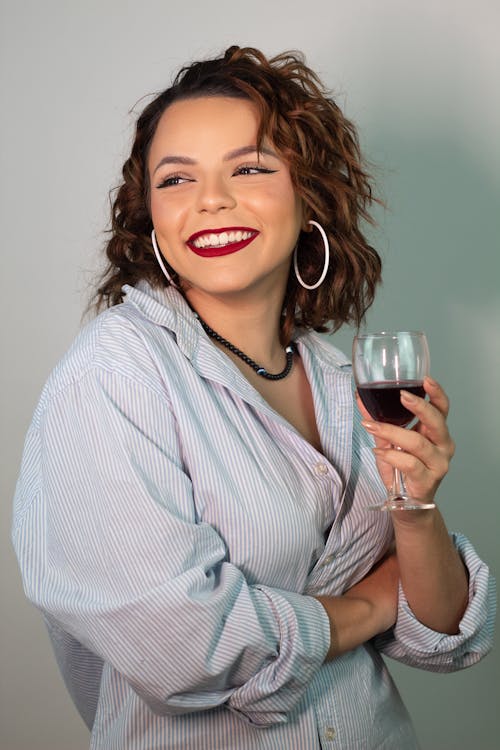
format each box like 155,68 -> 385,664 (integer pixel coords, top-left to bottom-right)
355,392 -> 392,448
356,384 -> 446,443
372,449 -> 433,497
400,389 -> 451,446
373,438 -> 450,478
423,376 -> 450,417
363,418 -> 454,467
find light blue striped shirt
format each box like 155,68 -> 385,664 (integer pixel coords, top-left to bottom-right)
12,281 -> 495,749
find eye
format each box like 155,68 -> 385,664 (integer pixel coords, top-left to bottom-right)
156,174 -> 192,189
234,165 -> 278,176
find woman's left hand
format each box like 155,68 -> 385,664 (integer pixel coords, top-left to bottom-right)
357,376 -> 455,505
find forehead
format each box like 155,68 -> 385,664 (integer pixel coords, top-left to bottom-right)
148,96 -> 263,166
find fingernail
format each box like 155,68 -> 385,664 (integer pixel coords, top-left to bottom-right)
425,375 -> 438,387
400,390 -> 416,403
362,421 -> 378,432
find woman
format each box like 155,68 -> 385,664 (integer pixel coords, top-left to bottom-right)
12,46 -> 494,749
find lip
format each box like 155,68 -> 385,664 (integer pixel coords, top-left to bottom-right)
186,226 -> 259,258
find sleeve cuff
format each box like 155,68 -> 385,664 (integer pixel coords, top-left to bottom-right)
394,532 -> 496,667
228,588 -> 330,726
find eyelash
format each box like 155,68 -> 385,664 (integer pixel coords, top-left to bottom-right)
156,174 -> 189,188
156,165 -> 277,189
234,165 -> 277,176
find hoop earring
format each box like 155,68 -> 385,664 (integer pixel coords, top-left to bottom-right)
293,220 -> 330,290
151,229 -> 178,288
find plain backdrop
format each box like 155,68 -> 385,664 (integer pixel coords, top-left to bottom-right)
1,1 -> 498,748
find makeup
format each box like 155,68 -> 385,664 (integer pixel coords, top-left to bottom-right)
187,227 -> 259,258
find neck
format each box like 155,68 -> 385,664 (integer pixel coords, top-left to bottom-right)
185,288 -> 287,368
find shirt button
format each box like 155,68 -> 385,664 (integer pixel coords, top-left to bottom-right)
324,726 -> 336,741
322,554 -> 335,566
314,462 -> 329,476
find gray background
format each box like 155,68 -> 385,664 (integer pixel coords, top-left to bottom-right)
1,1 -> 498,748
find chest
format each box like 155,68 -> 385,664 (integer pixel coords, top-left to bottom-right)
242,355 -> 323,453
166,359 -> 358,591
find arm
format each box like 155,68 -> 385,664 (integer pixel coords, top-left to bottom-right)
378,531 -> 495,671
391,508 -> 468,634
360,376 -> 467,634
316,515 -> 494,673
310,374 -> 494,670
357,377 -> 495,669
12,367 -> 330,726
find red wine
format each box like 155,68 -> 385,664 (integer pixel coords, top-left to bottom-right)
357,381 -> 425,426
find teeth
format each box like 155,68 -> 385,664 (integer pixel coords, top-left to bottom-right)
192,230 -> 254,248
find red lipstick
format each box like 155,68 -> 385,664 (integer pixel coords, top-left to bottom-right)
186,227 -> 259,258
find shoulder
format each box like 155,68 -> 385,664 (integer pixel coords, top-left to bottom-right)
45,308 -> 158,386
36,286 -> 187,418
295,329 -> 352,372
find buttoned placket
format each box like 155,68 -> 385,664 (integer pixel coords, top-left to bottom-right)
192,334 -> 354,569
323,726 -> 336,741
305,362 -> 354,586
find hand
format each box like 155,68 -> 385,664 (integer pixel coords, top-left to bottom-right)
357,376 -> 455,506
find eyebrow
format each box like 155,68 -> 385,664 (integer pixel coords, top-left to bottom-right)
153,145 -> 277,175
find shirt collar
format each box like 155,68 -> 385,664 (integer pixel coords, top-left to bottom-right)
294,329 -> 352,371
123,281 -> 201,361
122,280 -> 352,374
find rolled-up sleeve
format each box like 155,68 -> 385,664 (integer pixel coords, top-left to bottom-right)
228,586 -> 329,724
375,533 -> 496,671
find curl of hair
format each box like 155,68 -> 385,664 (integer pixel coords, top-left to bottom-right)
94,46 -> 382,340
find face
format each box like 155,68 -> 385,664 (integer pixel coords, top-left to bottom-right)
148,96 -> 303,308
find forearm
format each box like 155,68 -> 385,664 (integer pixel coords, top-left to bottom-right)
314,595 -> 380,660
315,552 -> 399,660
392,509 -> 469,634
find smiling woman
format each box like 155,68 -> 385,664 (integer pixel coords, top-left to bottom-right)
96,46 -> 382,344
12,45 -> 495,750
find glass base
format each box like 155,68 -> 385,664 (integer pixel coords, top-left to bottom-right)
366,495 -> 436,512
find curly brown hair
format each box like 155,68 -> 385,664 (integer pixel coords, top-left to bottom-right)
95,45 -> 382,340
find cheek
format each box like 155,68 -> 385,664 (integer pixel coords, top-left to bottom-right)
251,182 -> 301,224
149,192 -> 163,225
273,177 -> 302,221
277,189 -> 303,235
150,196 -> 183,237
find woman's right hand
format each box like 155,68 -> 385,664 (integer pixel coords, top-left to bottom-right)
315,550 -> 399,661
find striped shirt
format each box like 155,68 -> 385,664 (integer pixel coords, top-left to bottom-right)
12,281 -> 495,749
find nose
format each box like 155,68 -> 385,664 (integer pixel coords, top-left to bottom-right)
195,176 -> 237,213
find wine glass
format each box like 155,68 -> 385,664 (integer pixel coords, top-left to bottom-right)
352,331 -> 436,511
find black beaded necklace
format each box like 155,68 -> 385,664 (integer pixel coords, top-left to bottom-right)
197,316 -> 295,381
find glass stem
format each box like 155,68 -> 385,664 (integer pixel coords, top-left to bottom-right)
389,445 -> 407,501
